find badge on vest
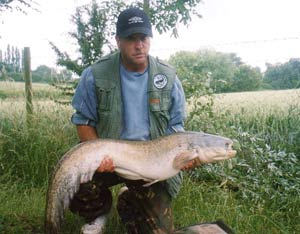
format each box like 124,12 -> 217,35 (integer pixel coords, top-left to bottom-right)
153,74 -> 168,89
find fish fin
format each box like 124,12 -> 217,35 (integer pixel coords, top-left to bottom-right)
173,151 -> 198,170
115,167 -> 144,181
143,179 -> 160,187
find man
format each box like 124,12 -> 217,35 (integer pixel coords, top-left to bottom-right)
70,8 -> 200,234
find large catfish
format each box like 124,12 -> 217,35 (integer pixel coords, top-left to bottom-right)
45,131 -> 236,234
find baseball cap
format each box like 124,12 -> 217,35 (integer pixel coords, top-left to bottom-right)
116,8 -> 153,38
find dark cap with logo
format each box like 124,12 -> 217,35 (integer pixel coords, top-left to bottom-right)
116,8 -> 153,38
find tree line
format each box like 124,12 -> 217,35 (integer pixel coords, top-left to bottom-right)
1,45 -> 299,93
48,0 -> 299,93
0,45 -> 73,83
1,0 -> 299,92
0,45 -> 22,73
264,59 -> 300,90
168,50 -> 300,93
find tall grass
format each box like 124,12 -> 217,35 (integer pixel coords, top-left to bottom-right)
187,89 -> 300,233
1,82 -> 300,233
0,99 -> 77,187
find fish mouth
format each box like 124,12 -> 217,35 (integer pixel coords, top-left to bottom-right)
225,142 -> 237,158
227,149 -> 237,157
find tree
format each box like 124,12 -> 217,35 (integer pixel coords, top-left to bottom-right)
50,0 -> 124,76
5,45 -> 11,65
14,47 -> 21,72
263,59 -> 300,89
51,0 -> 202,75
231,65 -> 262,92
168,50 -> 263,93
0,0 -> 38,14
0,44 -> 22,73
31,65 -> 73,83
138,0 -> 202,37
169,50 -> 241,93
198,50 -> 239,93
168,50 -> 215,131
0,50 -> 3,72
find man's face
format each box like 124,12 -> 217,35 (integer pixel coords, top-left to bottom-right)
116,33 -> 150,71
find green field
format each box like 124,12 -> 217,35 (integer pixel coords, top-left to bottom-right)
0,81 -> 299,233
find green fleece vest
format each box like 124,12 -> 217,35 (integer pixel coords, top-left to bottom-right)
91,51 -> 183,198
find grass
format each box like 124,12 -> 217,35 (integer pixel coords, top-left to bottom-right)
1,81 -> 300,233
214,89 -> 300,115
0,80 -> 64,100
0,185 -> 45,233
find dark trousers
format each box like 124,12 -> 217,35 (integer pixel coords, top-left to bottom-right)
69,172 -> 174,234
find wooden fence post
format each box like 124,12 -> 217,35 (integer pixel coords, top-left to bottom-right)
24,47 -> 33,124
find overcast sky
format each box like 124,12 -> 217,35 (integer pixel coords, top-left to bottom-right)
1,0 -> 300,72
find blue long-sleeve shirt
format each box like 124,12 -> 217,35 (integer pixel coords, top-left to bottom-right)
71,64 -> 186,140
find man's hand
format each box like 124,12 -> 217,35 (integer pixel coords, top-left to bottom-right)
181,158 -> 201,171
96,156 -> 115,173
76,126 -> 115,172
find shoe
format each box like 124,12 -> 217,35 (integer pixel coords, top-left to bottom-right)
118,186 -> 128,196
81,215 -> 107,234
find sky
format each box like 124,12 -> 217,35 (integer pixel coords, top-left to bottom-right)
1,0 -> 300,73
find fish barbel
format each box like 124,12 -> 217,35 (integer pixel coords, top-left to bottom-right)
45,131 -> 236,234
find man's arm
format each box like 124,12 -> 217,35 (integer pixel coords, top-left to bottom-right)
167,77 -> 186,134
76,125 -> 98,142
72,68 -> 115,173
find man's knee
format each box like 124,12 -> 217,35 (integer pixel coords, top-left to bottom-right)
117,187 -> 140,224
69,181 -> 112,222
116,184 -> 174,234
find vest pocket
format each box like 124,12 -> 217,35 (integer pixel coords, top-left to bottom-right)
97,86 -> 115,136
148,91 -> 171,138
148,90 -> 171,111
97,87 -> 114,111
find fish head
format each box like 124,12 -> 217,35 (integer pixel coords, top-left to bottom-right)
183,131 -> 237,164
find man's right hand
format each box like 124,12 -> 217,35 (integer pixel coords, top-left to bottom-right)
97,156 -> 115,173
76,125 -> 115,172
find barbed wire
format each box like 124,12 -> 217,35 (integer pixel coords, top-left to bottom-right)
151,35 -> 300,52
2,35 -> 299,69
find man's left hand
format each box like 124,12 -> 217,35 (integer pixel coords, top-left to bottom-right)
181,158 -> 201,171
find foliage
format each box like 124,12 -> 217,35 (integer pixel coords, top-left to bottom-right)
264,58 -> 300,89
51,0 -> 203,75
135,0 -> 202,37
0,45 -> 22,74
50,0 -> 125,76
231,65 -> 262,92
32,65 -> 73,83
169,50 -> 264,93
0,0 -> 38,14
189,92 -> 300,209
168,51 -> 215,131
200,51 -> 239,93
